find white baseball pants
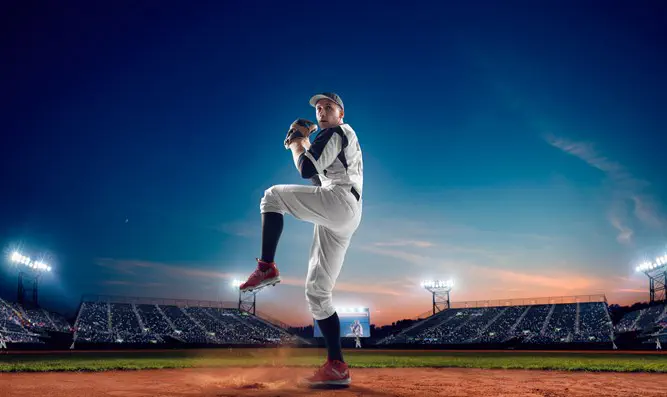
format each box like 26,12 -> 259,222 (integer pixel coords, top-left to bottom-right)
260,183 -> 362,320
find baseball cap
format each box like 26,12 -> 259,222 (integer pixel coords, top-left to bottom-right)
309,92 -> 344,111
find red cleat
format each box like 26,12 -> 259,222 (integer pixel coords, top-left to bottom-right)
239,259 -> 281,292
300,360 -> 351,387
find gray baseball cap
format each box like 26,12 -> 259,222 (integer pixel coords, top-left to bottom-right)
309,92 -> 344,111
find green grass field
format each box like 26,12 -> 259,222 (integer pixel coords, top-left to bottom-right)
1,349 -> 665,373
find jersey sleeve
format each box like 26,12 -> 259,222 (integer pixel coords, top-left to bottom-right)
303,126 -> 348,175
297,153 -> 318,179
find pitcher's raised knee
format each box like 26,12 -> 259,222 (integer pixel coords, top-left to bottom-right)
260,185 -> 285,214
305,287 -> 336,321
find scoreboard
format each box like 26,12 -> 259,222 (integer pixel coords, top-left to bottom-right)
314,307 -> 370,338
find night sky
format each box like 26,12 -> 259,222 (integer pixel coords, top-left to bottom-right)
2,1 -> 666,326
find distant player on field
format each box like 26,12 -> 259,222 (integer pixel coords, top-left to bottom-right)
351,320 -> 363,348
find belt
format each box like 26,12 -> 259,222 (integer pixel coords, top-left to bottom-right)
350,186 -> 360,201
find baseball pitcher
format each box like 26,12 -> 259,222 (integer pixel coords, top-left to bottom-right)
239,92 -> 363,387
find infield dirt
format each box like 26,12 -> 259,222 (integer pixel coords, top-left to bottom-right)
2,366 -> 667,396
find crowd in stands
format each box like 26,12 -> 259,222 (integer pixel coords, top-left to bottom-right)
575,302 -> 614,343
3,294 -> 666,349
475,305 -> 527,343
616,303 -> 666,334
74,302 -> 114,343
0,297 -> 72,346
71,301 -> 300,346
384,302 -> 615,345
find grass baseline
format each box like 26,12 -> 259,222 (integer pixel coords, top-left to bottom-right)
0,348 -> 665,373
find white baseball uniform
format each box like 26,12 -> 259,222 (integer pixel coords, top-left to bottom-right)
260,123 -> 363,320
352,322 -> 363,337
352,321 -> 363,348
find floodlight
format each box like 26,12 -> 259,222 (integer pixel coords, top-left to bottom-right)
421,278 -> 453,314
11,252 -> 31,265
231,279 -> 242,288
635,251 -> 667,304
9,251 -> 52,272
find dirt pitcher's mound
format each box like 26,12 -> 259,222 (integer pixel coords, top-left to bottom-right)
2,367 -> 667,396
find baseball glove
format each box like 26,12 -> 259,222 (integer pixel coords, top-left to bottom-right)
284,118 -> 318,149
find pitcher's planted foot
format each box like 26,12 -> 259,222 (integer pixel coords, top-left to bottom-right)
299,360 -> 351,388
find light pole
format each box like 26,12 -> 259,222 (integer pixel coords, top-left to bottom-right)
232,279 -> 256,315
421,279 -> 454,315
635,254 -> 667,304
9,251 -> 52,307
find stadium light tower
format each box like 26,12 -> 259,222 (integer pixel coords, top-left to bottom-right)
9,250 -> 53,307
232,279 -> 256,315
635,254 -> 667,303
421,279 -> 454,315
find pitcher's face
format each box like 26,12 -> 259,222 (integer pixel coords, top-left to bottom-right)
315,98 -> 344,129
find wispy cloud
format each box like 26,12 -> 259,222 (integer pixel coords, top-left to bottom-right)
96,258 -> 402,297
473,265 -> 599,291
96,259 -> 154,275
615,288 -> 645,294
357,244 -> 614,295
359,246 -> 433,266
545,134 -> 663,244
96,258 -> 234,280
373,240 -> 435,248
362,239 -> 520,266
102,280 -> 165,288
608,210 -> 633,244
631,195 -> 663,228
334,280 -> 404,296
545,135 -> 634,183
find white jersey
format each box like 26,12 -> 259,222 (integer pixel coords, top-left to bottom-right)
303,123 -> 363,197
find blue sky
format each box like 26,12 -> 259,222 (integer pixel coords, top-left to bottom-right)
1,1 -> 666,325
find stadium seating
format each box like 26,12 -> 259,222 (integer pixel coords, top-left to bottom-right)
474,305 -> 527,343
74,302 -> 114,343
380,302 -> 614,346
2,293 -> 658,349
0,297 -> 74,346
616,303 -> 667,333
70,300 -> 303,346
574,302 -> 614,343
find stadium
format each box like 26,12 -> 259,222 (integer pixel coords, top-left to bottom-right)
1,248 -> 666,396
4,1 -> 667,396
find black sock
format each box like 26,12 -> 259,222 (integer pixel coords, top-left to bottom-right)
316,312 -> 343,362
260,212 -> 283,263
